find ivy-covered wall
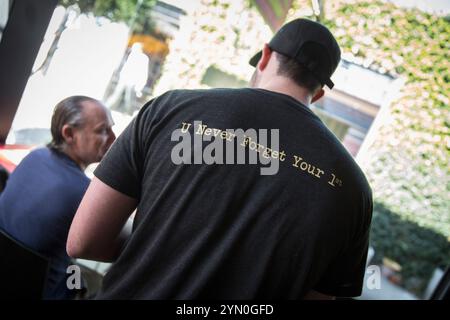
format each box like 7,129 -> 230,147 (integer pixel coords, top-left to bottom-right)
319,0 -> 449,296
154,0 -> 450,297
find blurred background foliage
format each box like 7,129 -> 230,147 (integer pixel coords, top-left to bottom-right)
60,0 -> 159,35
317,0 -> 449,296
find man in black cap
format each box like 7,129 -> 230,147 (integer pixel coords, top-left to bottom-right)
67,18 -> 372,299
248,18 -> 341,100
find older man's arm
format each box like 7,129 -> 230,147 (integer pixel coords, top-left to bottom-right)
67,176 -> 137,262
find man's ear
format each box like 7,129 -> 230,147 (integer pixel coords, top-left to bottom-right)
61,124 -> 75,145
311,88 -> 324,103
257,43 -> 272,71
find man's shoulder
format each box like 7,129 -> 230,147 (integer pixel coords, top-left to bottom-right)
27,147 -> 50,158
14,147 -> 50,169
26,148 -> 72,170
321,136 -> 372,202
27,148 -> 88,183
140,88 -> 253,117
341,153 -> 372,200
156,88 -> 249,101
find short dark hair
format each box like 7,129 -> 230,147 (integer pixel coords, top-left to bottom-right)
48,96 -> 98,152
275,52 -> 322,93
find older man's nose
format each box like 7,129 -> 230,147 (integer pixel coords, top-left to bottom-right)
111,131 -> 116,142
107,129 -> 116,146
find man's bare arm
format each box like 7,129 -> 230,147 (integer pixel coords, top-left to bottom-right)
67,177 -> 137,262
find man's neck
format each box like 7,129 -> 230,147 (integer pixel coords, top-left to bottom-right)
256,77 -> 312,106
60,146 -> 87,171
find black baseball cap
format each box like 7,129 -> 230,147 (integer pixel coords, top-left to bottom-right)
249,18 -> 341,89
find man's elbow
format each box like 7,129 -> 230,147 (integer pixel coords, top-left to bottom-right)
66,232 -> 118,262
66,239 -> 79,259
66,234 -> 86,259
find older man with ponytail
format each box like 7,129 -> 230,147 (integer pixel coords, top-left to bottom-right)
0,96 -> 115,299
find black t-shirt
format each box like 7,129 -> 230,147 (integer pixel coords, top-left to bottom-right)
94,88 -> 372,299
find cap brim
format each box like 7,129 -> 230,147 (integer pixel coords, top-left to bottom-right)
324,78 -> 334,89
249,51 -> 262,67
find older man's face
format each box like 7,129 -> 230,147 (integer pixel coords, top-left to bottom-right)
71,101 -> 115,167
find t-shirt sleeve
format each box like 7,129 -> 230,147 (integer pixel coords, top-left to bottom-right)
314,193 -> 373,297
94,98 -> 159,199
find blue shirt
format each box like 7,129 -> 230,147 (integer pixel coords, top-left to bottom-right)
0,147 -> 90,299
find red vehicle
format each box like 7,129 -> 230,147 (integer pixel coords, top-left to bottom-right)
0,127 -> 51,173
0,144 -> 33,173
0,142 -> 36,192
